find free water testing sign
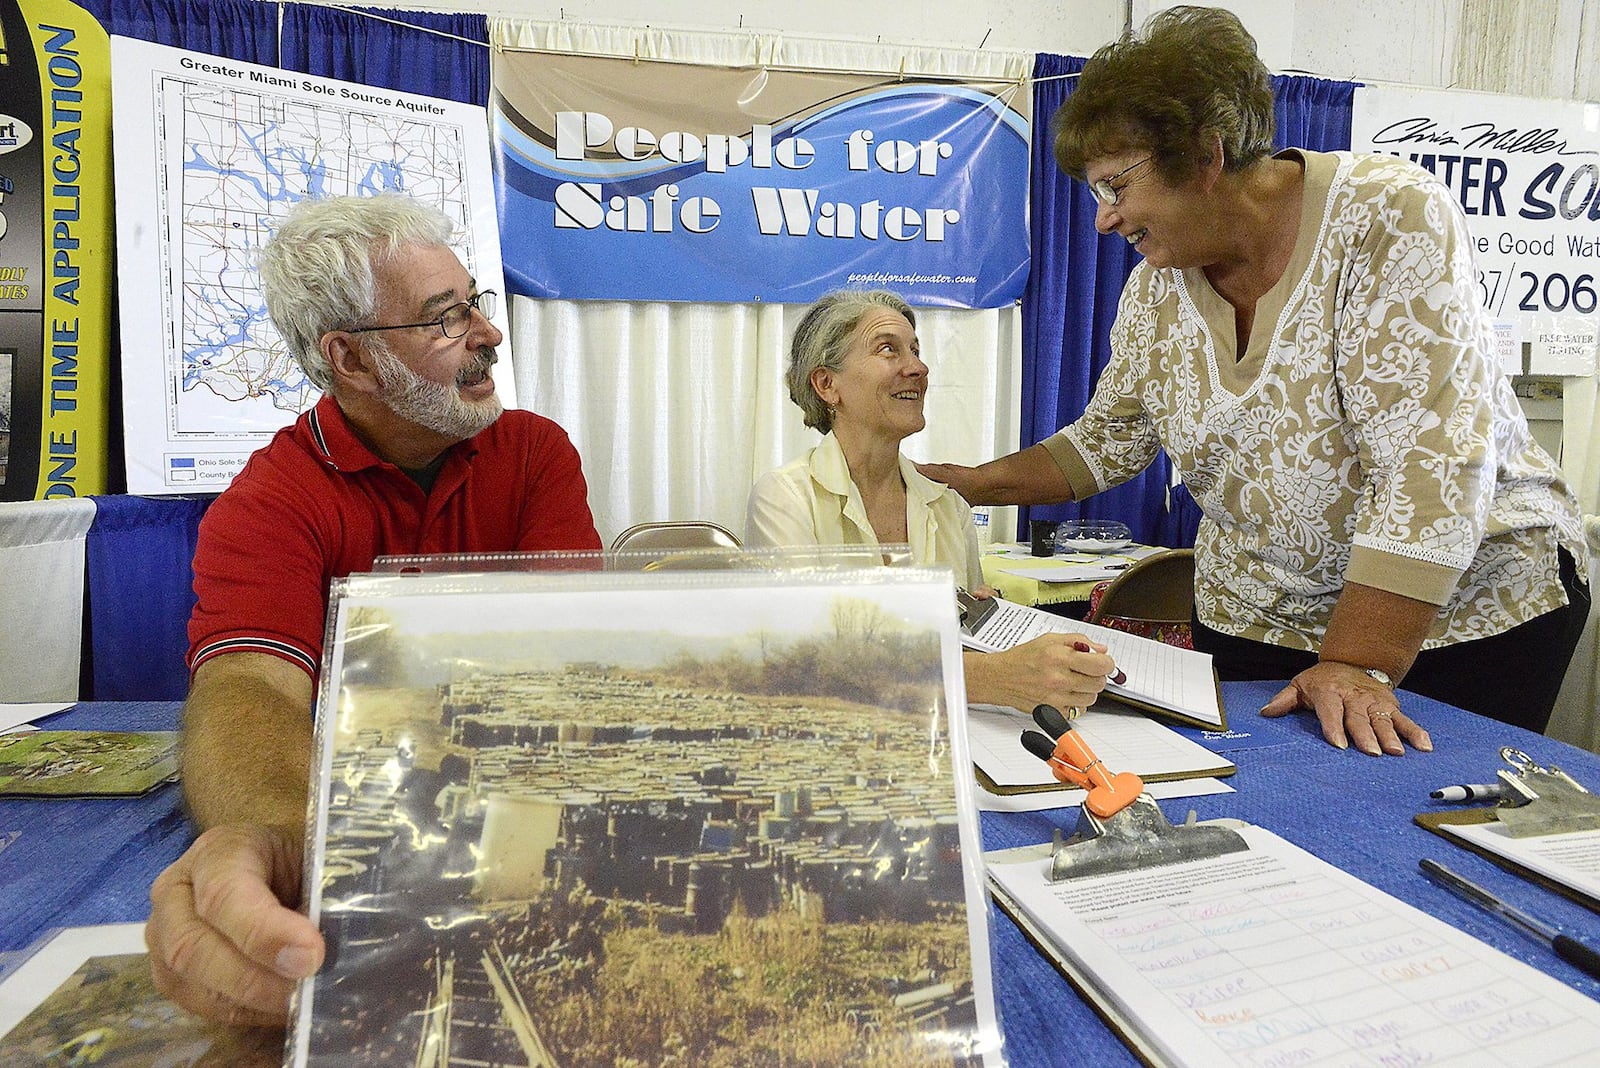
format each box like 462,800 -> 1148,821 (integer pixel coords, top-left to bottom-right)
0,0 -> 112,501
1354,86 -> 1600,377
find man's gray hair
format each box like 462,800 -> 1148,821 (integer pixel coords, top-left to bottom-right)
258,194 -> 456,391
786,289 -> 916,433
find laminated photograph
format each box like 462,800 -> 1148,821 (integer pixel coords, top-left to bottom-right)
0,731 -> 178,797
0,924 -> 279,1067
286,566 -> 1002,1066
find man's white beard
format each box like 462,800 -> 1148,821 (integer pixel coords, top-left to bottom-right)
370,342 -> 502,441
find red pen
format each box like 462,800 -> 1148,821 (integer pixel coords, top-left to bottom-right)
1074,640 -> 1127,686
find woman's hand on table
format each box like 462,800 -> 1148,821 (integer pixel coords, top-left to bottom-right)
146,823 -> 325,1027
1260,662 -> 1433,756
966,634 -> 1117,714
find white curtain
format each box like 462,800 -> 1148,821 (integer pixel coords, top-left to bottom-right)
0,498 -> 96,701
489,18 -> 1028,547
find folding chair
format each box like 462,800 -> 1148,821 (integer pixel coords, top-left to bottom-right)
608,521 -> 742,569
1085,548 -> 1196,649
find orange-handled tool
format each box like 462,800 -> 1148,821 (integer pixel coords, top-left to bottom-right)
1021,705 -> 1145,819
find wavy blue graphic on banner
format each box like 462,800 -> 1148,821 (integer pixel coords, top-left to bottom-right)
494,83 -> 1029,308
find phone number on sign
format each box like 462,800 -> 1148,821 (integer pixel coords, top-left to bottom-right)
1477,267 -> 1600,316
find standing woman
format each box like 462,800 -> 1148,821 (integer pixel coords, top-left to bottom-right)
747,289 -> 1116,716
923,6 -> 1588,753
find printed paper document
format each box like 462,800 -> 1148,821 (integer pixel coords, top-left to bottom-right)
1440,820 -> 1600,905
987,824 -> 1600,1066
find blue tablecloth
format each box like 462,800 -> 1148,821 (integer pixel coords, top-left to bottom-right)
4,688 -> 1598,1065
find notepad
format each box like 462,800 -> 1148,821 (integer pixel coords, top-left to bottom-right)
987,824 -> 1600,1067
962,600 -> 1224,730
967,704 -> 1234,794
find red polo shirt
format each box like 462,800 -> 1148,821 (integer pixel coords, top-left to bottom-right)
188,396 -> 601,678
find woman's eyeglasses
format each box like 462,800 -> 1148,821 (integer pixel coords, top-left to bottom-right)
1089,158 -> 1152,207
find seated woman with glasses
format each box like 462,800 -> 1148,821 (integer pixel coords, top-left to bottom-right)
746,288 -> 1117,714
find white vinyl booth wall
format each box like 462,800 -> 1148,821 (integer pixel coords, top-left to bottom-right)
494,19 -> 1026,548
0,498 -> 95,701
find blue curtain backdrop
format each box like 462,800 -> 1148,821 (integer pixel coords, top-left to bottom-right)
83,0 -> 487,102
1020,56 -> 1356,547
79,0 -> 278,60
280,4 -> 489,106
86,495 -> 212,700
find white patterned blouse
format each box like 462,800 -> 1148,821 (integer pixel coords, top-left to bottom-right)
1044,149 -> 1586,652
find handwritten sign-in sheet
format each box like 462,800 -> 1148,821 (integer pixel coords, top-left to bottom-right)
964,606 -> 1223,728
988,825 -> 1600,1066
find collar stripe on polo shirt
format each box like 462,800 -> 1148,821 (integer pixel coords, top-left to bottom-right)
191,635 -> 319,677
308,406 -> 333,465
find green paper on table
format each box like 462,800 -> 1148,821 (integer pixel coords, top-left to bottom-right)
0,731 -> 178,797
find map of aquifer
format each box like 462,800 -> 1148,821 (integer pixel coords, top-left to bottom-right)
160,78 -> 473,434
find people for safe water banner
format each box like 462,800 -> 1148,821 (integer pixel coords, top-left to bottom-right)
492,49 -> 1030,308
1353,86 -> 1600,378
0,0 -> 111,499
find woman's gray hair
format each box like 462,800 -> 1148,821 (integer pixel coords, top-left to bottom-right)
786,289 -> 916,433
257,193 -> 456,391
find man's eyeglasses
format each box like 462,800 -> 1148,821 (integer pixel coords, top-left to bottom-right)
347,290 -> 498,339
1089,158 -> 1152,207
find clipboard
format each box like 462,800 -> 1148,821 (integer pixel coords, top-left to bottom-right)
1098,671 -> 1228,733
986,873 -> 1169,1068
980,745 -> 1250,1065
966,704 -> 1235,796
956,589 -> 999,637
1414,747 -> 1600,915
961,600 -> 1227,731
987,817 -> 1600,1068
1416,808 -> 1600,916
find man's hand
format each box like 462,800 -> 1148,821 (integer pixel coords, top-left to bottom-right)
146,824 -> 324,1027
966,634 -> 1116,714
1260,661 -> 1433,756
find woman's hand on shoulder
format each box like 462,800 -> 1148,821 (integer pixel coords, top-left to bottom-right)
1260,662 -> 1433,756
916,461 -> 978,499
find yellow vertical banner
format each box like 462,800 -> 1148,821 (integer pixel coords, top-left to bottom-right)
0,0 -> 110,499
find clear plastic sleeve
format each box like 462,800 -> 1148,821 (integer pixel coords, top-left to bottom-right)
288,561 -> 1004,1066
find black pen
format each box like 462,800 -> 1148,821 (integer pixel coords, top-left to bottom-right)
1419,859 -> 1600,981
